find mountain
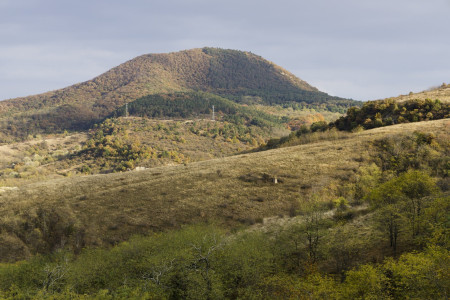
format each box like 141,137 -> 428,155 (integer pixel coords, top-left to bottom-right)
0,48 -> 358,141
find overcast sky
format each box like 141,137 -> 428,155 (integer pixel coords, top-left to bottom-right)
1,0 -> 449,101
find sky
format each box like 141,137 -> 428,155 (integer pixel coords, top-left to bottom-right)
1,0 -> 449,101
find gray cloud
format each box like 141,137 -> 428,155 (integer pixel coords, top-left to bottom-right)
1,0 -> 449,100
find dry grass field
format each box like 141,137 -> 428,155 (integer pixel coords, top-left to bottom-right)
0,119 -> 448,259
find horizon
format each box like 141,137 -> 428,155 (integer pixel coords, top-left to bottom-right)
1,0 -> 449,101
0,46 -> 446,102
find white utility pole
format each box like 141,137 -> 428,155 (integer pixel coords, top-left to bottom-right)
212,105 -> 215,121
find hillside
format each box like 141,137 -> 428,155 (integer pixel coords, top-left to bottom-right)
0,109 -> 448,299
0,48 -> 353,112
332,98 -> 449,131
0,117 -> 279,186
1,118 -> 447,262
385,82 -> 450,103
0,48 -> 358,141
1,48 -> 448,298
331,83 -> 450,132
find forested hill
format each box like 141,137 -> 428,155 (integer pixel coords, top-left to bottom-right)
0,48 -> 356,114
0,48 -> 359,141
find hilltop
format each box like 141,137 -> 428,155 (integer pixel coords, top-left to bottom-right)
0,48 -> 353,112
0,48 -> 358,141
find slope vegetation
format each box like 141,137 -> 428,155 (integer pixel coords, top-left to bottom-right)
0,119 -> 447,261
333,98 -> 449,131
0,117 -> 274,186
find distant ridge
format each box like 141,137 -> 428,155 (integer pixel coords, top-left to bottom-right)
382,83 -> 450,103
0,48 -> 353,111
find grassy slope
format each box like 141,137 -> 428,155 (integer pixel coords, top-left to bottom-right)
384,83 -> 450,103
1,119 -> 447,257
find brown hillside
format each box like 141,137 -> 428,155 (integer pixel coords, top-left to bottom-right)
0,119 -> 447,260
0,48 -> 357,142
0,48 -> 319,115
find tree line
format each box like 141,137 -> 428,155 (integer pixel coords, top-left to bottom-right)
333,98 -> 449,131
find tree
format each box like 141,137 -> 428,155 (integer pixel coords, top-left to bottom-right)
217,232 -> 273,299
395,170 -> 438,238
300,195 -> 328,264
189,234 -> 223,300
382,247 -> 450,299
342,264 -> 388,299
327,226 -> 364,281
366,170 -> 439,254
367,175 -> 408,254
354,163 -> 382,203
